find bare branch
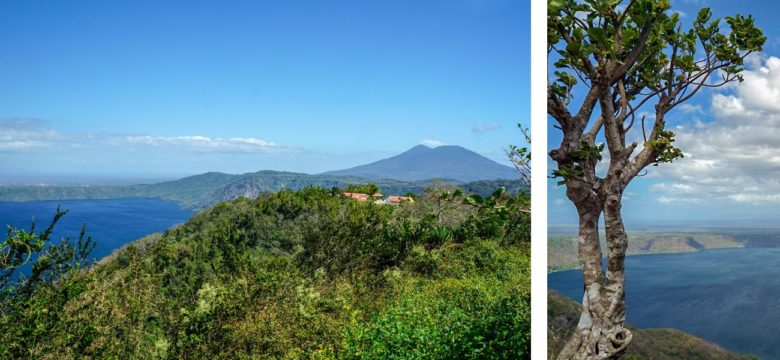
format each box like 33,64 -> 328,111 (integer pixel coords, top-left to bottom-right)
584,115 -> 605,143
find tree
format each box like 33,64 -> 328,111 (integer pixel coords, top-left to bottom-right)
344,183 -> 381,196
547,1 -> 764,358
0,207 -> 95,357
1,207 -> 94,304
506,123 -> 531,187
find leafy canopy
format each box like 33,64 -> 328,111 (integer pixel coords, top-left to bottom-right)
548,0 -> 764,185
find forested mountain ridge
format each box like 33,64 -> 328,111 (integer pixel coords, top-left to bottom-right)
0,171 -> 527,210
0,145 -> 526,210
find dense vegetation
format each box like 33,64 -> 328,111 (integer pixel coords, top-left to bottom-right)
0,170 -> 527,211
1,185 -> 530,359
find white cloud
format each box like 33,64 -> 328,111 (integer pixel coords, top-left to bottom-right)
656,196 -> 701,204
124,135 -> 283,153
421,139 -> 447,147
676,103 -> 704,114
0,140 -> 53,151
471,123 -> 501,133
0,118 -> 61,150
657,196 -> 675,204
0,118 -> 290,154
649,55 -> 780,204
728,193 -> 780,204
712,57 -> 780,115
649,183 -> 696,194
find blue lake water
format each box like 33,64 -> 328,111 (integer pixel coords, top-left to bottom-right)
0,199 -> 193,262
549,248 -> 780,360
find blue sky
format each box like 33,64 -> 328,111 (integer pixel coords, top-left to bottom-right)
549,0 -> 780,226
0,0 -> 529,183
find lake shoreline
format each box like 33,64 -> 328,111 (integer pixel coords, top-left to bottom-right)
547,246 -> 749,273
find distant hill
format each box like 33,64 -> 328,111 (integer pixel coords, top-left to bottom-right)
548,290 -> 756,360
209,171 -> 435,204
0,171 -> 526,210
544,226 -> 780,271
322,145 -> 518,182
0,145 -> 525,209
548,231 -> 746,271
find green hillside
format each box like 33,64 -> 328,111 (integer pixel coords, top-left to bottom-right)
0,186 -> 530,359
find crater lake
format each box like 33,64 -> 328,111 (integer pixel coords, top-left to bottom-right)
0,199 -> 193,262
549,248 -> 780,360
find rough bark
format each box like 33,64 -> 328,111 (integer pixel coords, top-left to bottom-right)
555,179 -> 632,360
554,86 -> 635,360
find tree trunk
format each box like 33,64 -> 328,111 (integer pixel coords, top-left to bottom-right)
555,184 -> 632,360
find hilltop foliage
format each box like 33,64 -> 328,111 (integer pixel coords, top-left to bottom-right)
0,186 -> 530,359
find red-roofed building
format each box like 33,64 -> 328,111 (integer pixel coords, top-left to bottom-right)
387,196 -> 414,205
343,192 -> 370,202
